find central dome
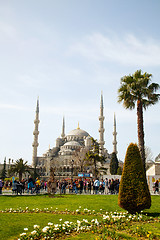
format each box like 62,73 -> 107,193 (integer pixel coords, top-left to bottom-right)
67,128 -> 89,138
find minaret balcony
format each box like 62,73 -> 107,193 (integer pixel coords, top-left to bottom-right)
99,116 -> 105,121
33,130 -> 39,135
113,133 -> 117,136
99,129 -> 105,133
34,119 -> 40,124
32,143 -> 39,147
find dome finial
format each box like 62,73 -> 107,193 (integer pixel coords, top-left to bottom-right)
77,122 -> 80,129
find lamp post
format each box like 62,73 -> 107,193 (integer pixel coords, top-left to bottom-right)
71,159 -> 74,183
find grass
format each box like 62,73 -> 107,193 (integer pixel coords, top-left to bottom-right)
0,194 -> 160,240
0,194 -> 122,211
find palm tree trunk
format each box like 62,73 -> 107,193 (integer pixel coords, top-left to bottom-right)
137,99 -> 146,174
19,172 -> 22,182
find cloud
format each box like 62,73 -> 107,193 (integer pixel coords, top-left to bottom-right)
0,21 -> 17,41
0,103 -> 25,110
69,33 -> 160,67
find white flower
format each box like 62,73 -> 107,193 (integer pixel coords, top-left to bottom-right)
59,219 -> 62,221
34,225 -> 40,229
95,219 -> 99,225
48,222 -> 53,226
20,233 -> 26,236
54,227 -> 59,230
83,219 -> 88,223
31,230 -> 37,235
64,221 -> 69,224
42,226 -> 50,233
24,228 -> 28,231
77,220 -> 81,226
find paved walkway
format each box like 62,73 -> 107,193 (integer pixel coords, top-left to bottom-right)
1,189 -> 159,196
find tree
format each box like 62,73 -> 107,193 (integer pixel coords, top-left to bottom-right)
145,146 -> 154,162
32,165 -> 40,181
9,158 -> 30,181
73,147 -> 88,173
118,143 -> 151,214
85,138 -> 105,178
117,166 -> 122,175
110,152 -> 119,175
0,157 -> 7,180
118,70 -> 160,173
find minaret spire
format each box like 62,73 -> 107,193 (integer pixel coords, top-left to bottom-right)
99,91 -> 105,156
32,98 -> 40,167
61,116 -> 65,138
113,113 -> 118,155
77,121 -> 80,129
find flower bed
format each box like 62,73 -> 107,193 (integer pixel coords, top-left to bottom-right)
15,208 -> 160,240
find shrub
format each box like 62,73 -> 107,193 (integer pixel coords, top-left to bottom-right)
117,167 -> 122,175
118,143 -> 151,214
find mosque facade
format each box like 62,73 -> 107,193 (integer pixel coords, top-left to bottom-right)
32,93 -> 118,179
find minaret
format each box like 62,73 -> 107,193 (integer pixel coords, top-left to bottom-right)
113,113 -> 118,155
99,92 -> 105,156
61,116 -> 65,138
32,98 -> 40,167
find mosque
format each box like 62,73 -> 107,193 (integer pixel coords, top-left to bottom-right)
32,93 -> 118,179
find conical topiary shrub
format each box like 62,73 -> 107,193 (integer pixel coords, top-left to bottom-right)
118,143 -> 151,214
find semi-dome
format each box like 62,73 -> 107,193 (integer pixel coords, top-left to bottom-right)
67,128 -> 89,138
64,141 -> 81,147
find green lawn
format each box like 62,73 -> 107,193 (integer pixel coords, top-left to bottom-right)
0,194 -> 122,212
0,194 -> 159,240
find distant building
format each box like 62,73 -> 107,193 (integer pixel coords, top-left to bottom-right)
146,158 -> 160,176
32,93 -> 119,179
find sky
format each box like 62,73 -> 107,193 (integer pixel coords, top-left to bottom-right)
0,0 -> 160,165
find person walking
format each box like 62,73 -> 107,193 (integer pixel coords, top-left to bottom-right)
0,179 -> 3,194
79,178 -> 83,194
73,180 -> 78,194
104,178 -> 109,194
88,179 -> 91,194
94,178 -> 100,194
154,180 -> 159,194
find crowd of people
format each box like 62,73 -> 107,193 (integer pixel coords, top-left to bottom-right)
57,178 -> 120,195
0,177 -> 159,195
0,177 -> 121,195
0,177 -> 48,195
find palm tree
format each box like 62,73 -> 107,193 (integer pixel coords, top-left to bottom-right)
118,70 -> 160,173
9,158 -> 30,181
